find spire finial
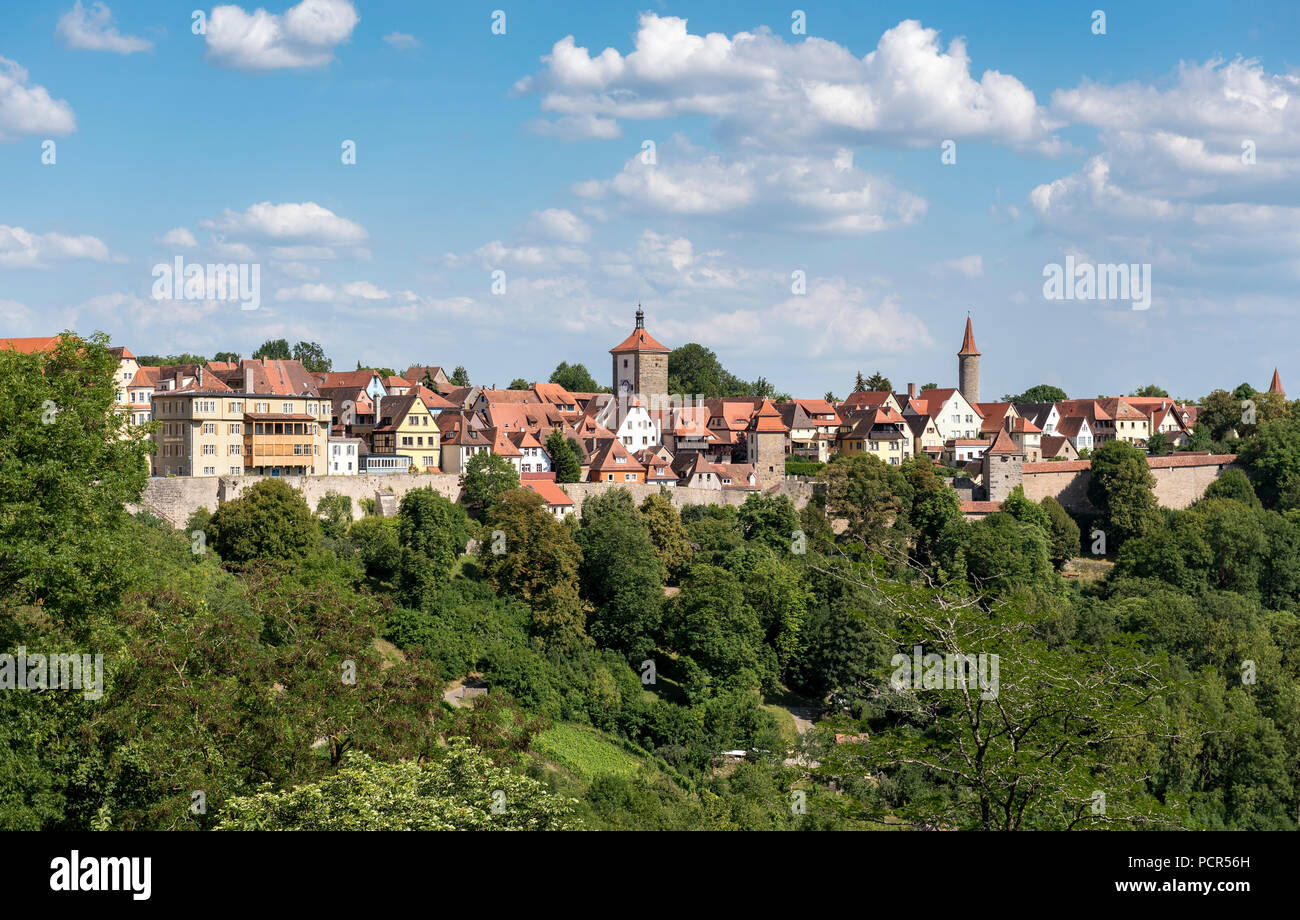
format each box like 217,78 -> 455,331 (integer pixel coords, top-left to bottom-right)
635,304 -> 645,329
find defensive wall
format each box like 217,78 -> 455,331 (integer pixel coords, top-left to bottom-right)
132,471 -> 817,528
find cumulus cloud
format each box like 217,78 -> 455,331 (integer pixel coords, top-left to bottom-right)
201,202 -> 368,245
275,283 -> 336,302
0,224 -> 111,268
575,141 -> 926,233
57,2 -> 153,54
156,227 -> 197,248
528,114 -> 622,141
518,14 -> 1063,153
0,57 -> 77,142
204,0 -> 359,71
526,208 -> 592,243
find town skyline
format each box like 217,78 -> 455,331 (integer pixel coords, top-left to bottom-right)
2,1 -> 1299,400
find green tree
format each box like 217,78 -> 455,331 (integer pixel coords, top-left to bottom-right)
212,351 -> 241,363
0,331 -> 152,620
577,490 -> 663,659
546,428 -> 582,483
479,489 -> 589,652
395,488 -> 469,606
667,343 -> 748,397
1131,384 -> 1169,398
1087,440 -> 1162,547
1040,496 -> 1081,568
217,744 -> 579,830
670,564 -> 763,688
852,372 -> 867,393
735,492 -> 800,554
816,561 -> 1184,830
207,479 -> 319,564
1233,382 -> 1258,402
1003,384 -> 1068,404
818,454 -> 913,549
1200,389 -> 1243,441
1238,417 -> 1300,509
291,341 -> 332,373
450,366 -> 470,387
1202,468 -> 1259,507
639,492 -> 693,582
864,372 -> 892,392
316,491 -> 353,539
508,378 -> 530,390
460,452 -> 520,518
252,338 -> 291,361
549,361 -> 599,393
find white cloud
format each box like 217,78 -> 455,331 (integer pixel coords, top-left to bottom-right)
342,280 -> 389,300
528,114 -> 622,141
205,0 -> 359,71
0,224 -> 111,268
57,2 -> 153,54
446,239 -> 589,269
269,244 -> 337,260
575,141 -> 926,233
202,202 -> 368,244
156,227 -> 197,248
518,14 -> 1062,154
527,208 -> 591,243
275,283 -> 335,302
383,32 -> 420,51
0,57 -> 77,142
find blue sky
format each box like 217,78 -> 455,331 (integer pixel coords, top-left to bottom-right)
1,1 -> 1298,400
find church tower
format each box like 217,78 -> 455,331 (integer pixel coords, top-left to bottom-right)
610,305 -> 669,400
958,316 -> 980,406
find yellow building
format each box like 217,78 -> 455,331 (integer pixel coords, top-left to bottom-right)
375,394 -> 441,472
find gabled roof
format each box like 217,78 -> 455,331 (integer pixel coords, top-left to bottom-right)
531,382 -> 577,407
521,479 -> 573,507
317,370 -> 380,390
958,317 -> 980,356
589,438 -> 644,472
986,428 -> 1022,456
748,399 -> 789,433
127,365 -> 161,388
0,336 -> 61,354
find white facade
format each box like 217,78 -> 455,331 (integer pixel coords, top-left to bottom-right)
329,438 -> 360,475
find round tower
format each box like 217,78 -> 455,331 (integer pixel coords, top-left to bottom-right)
958,316 -> 980,406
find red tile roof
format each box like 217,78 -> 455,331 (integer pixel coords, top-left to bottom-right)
521,479 -> 573,507
609,328 -> 670,354
958,317 -> 980,356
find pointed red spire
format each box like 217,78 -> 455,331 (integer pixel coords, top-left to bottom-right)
958,316 -> 980,355
1269,368 -> 1285,397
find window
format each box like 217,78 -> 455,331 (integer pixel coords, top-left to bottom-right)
230,401 -> 242,413
203,423 -> 216,435
230,445 -> 241,455
230,466 -> 241,475
283,403 -> 293,414
229,423 -> 242,434
624,473 -> 635,481
606,473 -> 614,481
202,444 -> 215,456
204,466 -> 215,475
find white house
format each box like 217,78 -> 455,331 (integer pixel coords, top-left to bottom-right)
328,437 -> 361,475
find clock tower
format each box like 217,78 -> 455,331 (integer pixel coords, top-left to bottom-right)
610,305 -> 669,401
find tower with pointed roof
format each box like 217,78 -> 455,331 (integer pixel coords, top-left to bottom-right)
1269,368 -> 1285,398
958,316 -> 980,406
747,398 -> 790,479
610,305 -> 669,401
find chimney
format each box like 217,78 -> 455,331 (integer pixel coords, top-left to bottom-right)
907,382 -> 916,398
1005,415 -> 1014,433
244,365 -> 254,394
